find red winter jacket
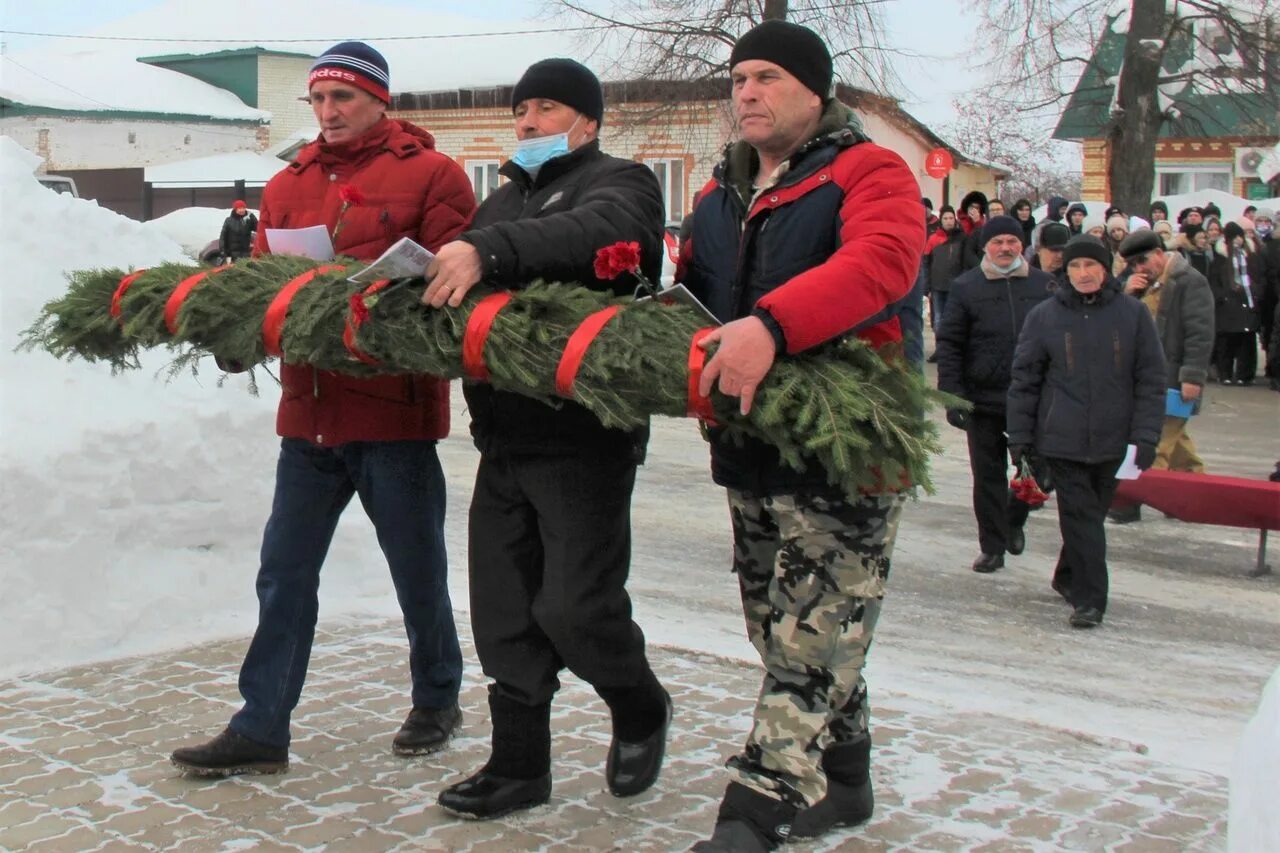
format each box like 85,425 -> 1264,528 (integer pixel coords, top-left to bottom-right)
254,117 -> 476,446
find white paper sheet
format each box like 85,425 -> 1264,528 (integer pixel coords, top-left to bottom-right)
1116,444 -> 1142,480
349,236 -> 434,283
264,225 -> 334,261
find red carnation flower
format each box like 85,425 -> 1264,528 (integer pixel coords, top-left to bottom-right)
593,241 -> 642,281
338,184 -> 367,206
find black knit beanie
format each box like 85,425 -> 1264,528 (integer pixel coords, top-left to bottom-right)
512,58 -> 604,123
979,215 -> 1024,247
1062,235 -> 1112,270
729,20 -> 833,99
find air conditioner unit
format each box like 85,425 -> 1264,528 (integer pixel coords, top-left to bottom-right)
1236,147 -> 1268,178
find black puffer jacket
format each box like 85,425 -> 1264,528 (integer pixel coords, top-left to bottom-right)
219,211 -> 257,259
1208,242 -> 1265,334
460,141 -> 665,457
925,228 -> 966,293
1007,278 -> 1165,463
935,261 -> 1054,415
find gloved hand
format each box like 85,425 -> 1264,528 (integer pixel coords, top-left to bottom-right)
1134,443 -> 1157,471
215,355 -> 247,373
945,408 -> 970,430
1009,444 -> 1030,469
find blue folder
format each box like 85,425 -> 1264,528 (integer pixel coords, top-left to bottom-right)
1165,388 -> 1196,418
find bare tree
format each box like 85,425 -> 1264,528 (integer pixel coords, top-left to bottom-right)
977,0 -> 1280,214
545,0 -> 904,98
941,92 -> 1083,206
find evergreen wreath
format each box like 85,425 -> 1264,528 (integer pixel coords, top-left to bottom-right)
20,251 -> 960,497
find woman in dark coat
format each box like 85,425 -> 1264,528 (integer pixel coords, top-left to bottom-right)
1007,236 -> 1165,628
1208,222 -> 1265,385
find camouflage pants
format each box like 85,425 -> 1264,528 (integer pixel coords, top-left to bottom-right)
725,489 -> 905,807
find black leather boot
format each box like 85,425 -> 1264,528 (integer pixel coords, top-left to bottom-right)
692,782 -> 797,851
437,687 -> 551,819
598,670 -> 673,797
790,738 -> 874,840
393,702 -> 462,756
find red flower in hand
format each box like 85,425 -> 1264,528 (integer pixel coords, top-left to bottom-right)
349,291 -> 370,327
593,241 -> 642,281
338,184 -> 367,206
1009,468 -> 1050,508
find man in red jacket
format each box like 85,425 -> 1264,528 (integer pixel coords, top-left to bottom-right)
170,41 -> 476,776
680,21 -> 924,853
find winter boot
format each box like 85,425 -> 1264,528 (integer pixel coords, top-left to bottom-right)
789,738 -> 874,840
170,727 -> 288,777
392,702 -> 462,756
597,668 -> 672,797
692,782 -> 798,851
436,687 -> 551,819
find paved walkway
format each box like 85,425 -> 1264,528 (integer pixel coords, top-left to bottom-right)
0,616 -> 1226,852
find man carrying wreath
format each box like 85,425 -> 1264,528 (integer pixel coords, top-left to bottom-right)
678,21 -> 925,851
420,58 -> 673,819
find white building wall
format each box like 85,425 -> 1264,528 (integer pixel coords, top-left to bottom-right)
0,115 -> 263,171
257,55 -> 316,145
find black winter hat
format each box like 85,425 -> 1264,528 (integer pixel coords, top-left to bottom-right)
959,190 -> 988,216
979,215 -> 1024,247
1066,203 -> 1088,219
512,58 -> 604,123
729,20 -> 833,99
1118,229 -> 1162,260
1150,200 -> 1169,217
1223,221 -> 1245,242
1062,235 -> 1112,270
1038,222 -> 1070,249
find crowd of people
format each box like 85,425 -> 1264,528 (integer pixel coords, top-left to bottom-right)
922,182 -> 1277,627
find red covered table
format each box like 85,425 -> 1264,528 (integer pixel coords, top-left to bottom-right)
1113,469 -> 1280,576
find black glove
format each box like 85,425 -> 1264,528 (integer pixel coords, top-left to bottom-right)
1134,443 -> 1157,471
1009,444 -> 1030,469
945,408 -> 970,430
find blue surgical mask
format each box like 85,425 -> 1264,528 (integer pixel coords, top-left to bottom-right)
511,118 -> 580,178
1256,221 -> 1273,239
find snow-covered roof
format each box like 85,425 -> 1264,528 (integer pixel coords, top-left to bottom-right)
0,49 -> 270,121
144,151 -> 287,187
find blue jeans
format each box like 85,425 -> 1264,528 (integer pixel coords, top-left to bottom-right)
230,438 -> 461,747
929,290 -> 950,332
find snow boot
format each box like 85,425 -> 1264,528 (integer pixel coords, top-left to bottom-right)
789,738 -> 874,840
692,782 -> 797,851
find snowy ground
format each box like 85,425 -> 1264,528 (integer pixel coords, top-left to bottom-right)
2,135 -> 1278,847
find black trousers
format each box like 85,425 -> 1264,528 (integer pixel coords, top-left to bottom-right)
468,448 -> 651,708
1046,457 -> 1121,613
966,411 -> 1033,555
1215,331 -> 1257,382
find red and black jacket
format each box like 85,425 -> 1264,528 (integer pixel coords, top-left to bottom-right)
678,102 -> 924,495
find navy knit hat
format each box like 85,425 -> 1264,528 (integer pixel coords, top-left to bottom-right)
512,59 -> 604,124
310,41 -> 390,104
1062,235 -> 1112,270
980,215 -> 1024,247
730,20 -> 833,99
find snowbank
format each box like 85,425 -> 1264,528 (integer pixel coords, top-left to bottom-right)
0,136 -> 295,676
1230,665 -> 1280,851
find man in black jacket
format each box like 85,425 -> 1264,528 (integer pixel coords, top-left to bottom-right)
421,58 -> 672,820
936,216 -> 1054,573
1008,236 -> 1165,627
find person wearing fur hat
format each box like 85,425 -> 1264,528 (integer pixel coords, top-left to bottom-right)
1104,213 -> 1129,276
679,19 -> 926,851
1065,202 -> 1088,235
1209,220 -> 1265,385
421,57 -> 672,821
1153,219 -> 1176,250
170,40 -> 475,776
1082,211 -> 1106,240
936,216 -> 1054,575
1007,236 -> 1165,627
1110,229 -> 1215,499
958,190 -> 989,270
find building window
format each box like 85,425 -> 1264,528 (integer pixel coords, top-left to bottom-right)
468,160 -> 501,203
1156,165 -> 1231,196
646,158 -> 685,222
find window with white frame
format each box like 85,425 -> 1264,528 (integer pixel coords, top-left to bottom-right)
1156,164 -> 1232,197
469,160 -> 501,203
646,158 -> 685,222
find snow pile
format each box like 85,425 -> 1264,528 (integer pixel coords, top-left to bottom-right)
143,207 -> 244,258
0,135 -> 390,678
1229,665 -> 1280,851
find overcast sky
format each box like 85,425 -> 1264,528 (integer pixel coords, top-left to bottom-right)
0,0 -> 983,128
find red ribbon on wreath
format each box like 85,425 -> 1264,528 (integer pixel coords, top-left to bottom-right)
262,264 -> 346,357
555,304 -> 621,396
109,269 -> 149,325
164,264 -> 232,334
462,292 -> 513,381
687,327 -> 718,423
342,278 -> 393,366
